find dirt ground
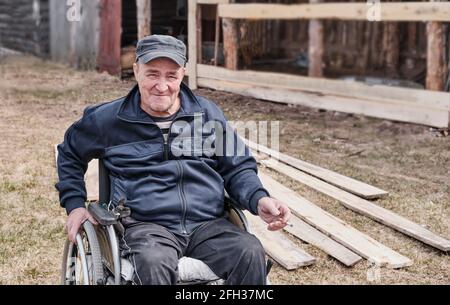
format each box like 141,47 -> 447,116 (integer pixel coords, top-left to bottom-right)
0,55 -> 448,284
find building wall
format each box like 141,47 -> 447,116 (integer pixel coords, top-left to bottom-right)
0,0 -> 49,57
50,0 -> 100,70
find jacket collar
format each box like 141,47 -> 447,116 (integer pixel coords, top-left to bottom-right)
117,82 -> 203,123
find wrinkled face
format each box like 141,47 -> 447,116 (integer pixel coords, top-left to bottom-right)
133,57 -> 185,117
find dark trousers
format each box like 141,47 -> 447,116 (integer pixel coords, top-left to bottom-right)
119,216 -> 267,285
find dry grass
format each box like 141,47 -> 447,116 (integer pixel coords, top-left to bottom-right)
0,55 -> 448,284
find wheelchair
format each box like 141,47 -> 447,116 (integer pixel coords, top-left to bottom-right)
61,159 -> 272,285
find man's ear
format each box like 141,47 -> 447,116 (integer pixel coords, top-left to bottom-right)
179,67 -> 186,79
133,62 -> 139,81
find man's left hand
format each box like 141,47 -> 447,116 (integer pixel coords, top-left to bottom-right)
257,197 -> 291,231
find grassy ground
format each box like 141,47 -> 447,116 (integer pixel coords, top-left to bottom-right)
0,55 -> 448,284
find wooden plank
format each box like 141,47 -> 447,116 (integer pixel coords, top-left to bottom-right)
54,146 -> 99,202
260,157 -> 450,252
198,77 -> 449,128
247,139 -> 388,200
285,215 -> 363,267
218,3 -> 450,22
187,0 -> 198,89
97,0 -> 122,76
244,211 -> 316,270
258,172 -> 412,268
197,64 -> 450,111
85,159 -> 99,202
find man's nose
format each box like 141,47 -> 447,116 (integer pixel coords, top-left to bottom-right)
155,80 -> 169,92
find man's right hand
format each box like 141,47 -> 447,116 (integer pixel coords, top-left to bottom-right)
66,207 -> 98,244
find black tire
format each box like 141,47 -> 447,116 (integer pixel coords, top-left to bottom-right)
61,221 -> 104,285
82,221 -> 104,284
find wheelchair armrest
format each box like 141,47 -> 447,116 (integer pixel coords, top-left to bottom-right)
224,195 -> 250,232
87,202 -> 118,226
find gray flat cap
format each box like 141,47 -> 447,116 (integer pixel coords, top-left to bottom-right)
135,34 -> 187,67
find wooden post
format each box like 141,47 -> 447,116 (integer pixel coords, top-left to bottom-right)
383,22 -> 399,77
222,18 -> 239,70
308,0 -> 324,77
214,6 -> 220,66
188,0 -> 198,89
136,0 -> 151,40
426,0 -> 445,91
196,4 -> 202,64
97,0 -> 122,76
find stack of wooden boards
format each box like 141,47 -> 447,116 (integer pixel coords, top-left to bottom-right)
54,144 -> 450,270
244,139 -> 450,270
195,64 -> 450,128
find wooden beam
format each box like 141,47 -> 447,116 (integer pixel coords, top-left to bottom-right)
285,216 -> 363,267
217,2 -> 450,22
260,157 -> 450,252
187,0 -> 198,89
244,211 -> 316,270
198,77 -> 450,128
197,64 -> 450,111
136,0 -> 151,40
258,172 -> 412,268
426,20 -> 445,91
222,18 -> 239,70
97,0 -> 122,76
308,0 -> 324,77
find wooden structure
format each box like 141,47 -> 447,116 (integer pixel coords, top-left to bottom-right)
44,0 -> 450,127
0,0 -> 50,57
187,0 -> 450,128
48,0 -> 184,73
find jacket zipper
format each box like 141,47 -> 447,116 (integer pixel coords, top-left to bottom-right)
118,112 -> 201,234
176,160 -> 188,234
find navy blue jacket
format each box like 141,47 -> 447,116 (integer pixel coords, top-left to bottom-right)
56,83 -> 269,234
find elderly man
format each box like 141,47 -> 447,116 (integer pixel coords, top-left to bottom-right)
56,35 -> 291,285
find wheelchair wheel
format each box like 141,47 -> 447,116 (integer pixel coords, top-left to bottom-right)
61,221 -> 104,285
